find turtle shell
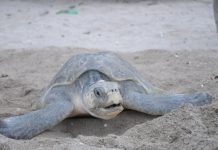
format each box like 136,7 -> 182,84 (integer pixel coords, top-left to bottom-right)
48,52 -> 156,94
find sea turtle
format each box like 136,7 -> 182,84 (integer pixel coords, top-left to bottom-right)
0,52 -> 212,139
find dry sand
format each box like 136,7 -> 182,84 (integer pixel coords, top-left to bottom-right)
0,0 -> 218,51
0,48 -> 217,150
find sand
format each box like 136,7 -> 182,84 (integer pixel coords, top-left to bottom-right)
0,48 -> 217,150
0,0 -> 218,51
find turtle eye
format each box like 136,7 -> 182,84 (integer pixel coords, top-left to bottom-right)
94,88 -> 105,98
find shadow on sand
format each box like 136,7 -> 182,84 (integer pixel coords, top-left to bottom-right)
53,110 -> 157,138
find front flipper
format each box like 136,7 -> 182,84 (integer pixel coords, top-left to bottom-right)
123,92 -> 212,115
0,100 -> 73,139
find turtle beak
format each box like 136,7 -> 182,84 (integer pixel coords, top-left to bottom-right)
106,85 -> 123,105
101,86 -> 124,114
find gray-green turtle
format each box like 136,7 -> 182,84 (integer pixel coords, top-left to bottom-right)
0,52 -> 212,139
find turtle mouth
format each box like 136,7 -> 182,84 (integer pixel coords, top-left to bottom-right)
97,103 -> 124,119
104,103 -> 121,109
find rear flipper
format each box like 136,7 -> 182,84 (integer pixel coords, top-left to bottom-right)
0,100 -> 73,139
123,92 -> 212,115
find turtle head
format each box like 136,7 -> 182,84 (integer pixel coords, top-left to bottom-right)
82,80 -> 124,120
